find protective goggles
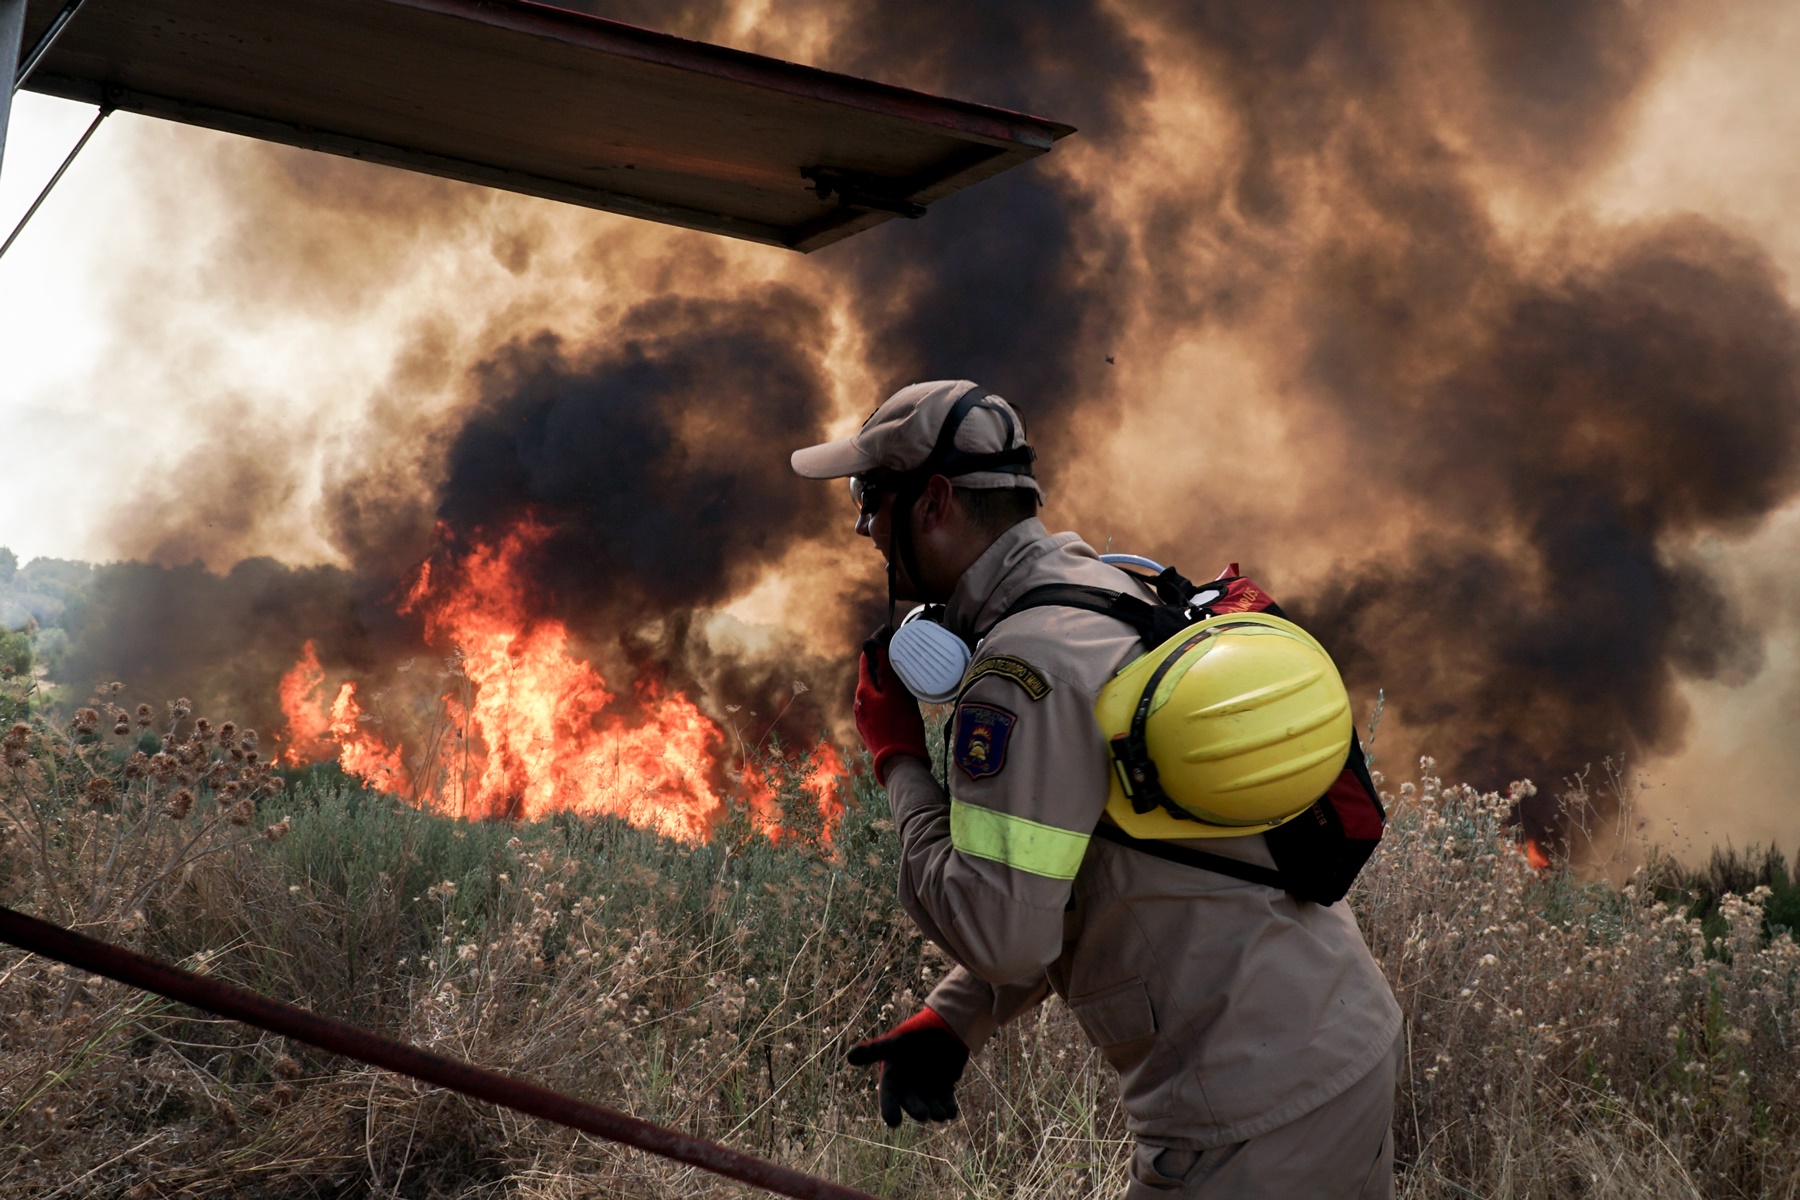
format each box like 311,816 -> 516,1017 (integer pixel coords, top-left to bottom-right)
849,472 -> 898,518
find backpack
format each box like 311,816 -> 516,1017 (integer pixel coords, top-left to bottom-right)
992,560 -> 1385,906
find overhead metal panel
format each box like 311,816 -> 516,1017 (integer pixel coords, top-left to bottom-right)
17,0 -> 1074,252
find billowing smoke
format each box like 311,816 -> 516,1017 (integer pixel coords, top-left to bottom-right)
24,0 -> 1800,849
1299,222 -> 1800,834
439,289 -> 836,622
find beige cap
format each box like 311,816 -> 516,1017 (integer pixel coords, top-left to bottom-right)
790,380 -> 1042,497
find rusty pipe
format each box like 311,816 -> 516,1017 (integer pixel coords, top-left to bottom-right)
0,905 -> 882,1200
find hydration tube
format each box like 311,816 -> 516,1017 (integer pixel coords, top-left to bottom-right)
1100,553 -> 1166,575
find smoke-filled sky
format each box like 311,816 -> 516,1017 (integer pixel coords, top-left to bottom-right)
2,0 -> 1798,856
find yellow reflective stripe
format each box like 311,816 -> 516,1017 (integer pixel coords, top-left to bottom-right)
950,799 -> 1090,880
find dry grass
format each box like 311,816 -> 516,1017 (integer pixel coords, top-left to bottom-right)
1,702 -> 1797,1199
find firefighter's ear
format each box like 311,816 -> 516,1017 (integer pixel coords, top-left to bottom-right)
914,475 -> 956,533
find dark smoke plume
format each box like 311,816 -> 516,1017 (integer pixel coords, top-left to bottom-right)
828,0 -> 1146,461
57,558 -> 367,738
440,287 -> 837,623
1298,220 -> 1800,834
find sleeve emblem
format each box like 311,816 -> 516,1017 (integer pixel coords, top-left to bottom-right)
953,702 -> 1017,781
960,654 -> 1053,701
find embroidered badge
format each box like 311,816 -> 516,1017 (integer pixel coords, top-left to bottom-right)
1209,577 -> 1271,615
961,654 -> 1053,701
953,702 -> 1017,781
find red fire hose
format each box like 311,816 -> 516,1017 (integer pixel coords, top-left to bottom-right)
0,906 -> 882,1200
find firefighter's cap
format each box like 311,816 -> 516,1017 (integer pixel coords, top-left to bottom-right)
790,380 -> 1043,498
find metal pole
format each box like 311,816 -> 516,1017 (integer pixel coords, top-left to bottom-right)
0,0 -> 27,178
15,0 -> 89,93
0,906 -> 883,1200
0,99 -> 107,261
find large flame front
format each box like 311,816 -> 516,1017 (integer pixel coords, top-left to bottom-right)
278,522 -> 840,842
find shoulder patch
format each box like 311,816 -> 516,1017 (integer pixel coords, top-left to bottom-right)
962,654 -> 1053,701
954,702 -> 1017,781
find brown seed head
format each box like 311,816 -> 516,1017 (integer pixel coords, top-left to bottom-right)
113,718 -> 130,736
163,790 -> 194,819
123,751 -> 149,779
218,721 -> 237,742
169,698 -> 193,722
73,708 -> 100,735
240,730 -> 258,751
2,722 -> 28,750
270,1053 -> 301,1079
228,798 -> 255,826
83,778 -> 116,806
264,818 -> 290,843
149,753 -> 177,781
134,703 -> 153,728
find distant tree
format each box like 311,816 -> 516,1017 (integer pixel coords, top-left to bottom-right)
0,546 -> 16,585
0,627 -> 30,722
0,629 -> 28,679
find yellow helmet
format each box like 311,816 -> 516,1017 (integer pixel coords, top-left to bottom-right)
1094,611 -> 1354,840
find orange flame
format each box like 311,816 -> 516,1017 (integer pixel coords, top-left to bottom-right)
275,639 -> 331,765
276,521 -> 843,842
328,680 -> 411,796
1522,837 -> 1550,871
743,742 -> 849,842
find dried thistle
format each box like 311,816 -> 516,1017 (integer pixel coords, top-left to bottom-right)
122,751 -> 149,779
134,703 -> 153,729
82,778 -> 116,806
163,790 -> 194,820
228,798 -> 255,826
72,708 -> 100,736
169,697 -> 193,722
219,721 -> 237,742
264,818 -> 290,843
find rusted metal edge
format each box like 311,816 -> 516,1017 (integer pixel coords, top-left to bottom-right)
26,74 -> 1033,252
0,905 -> 884,1200
27,73 -> 810,249
391,0 -> 1078,152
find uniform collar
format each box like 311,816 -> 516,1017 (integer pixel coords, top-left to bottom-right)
943,518 -> 1092,640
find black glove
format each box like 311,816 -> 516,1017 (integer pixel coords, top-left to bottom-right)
846,1006 -> 969,1127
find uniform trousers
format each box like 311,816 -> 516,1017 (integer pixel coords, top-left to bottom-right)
1123,1032 -> 1401,1200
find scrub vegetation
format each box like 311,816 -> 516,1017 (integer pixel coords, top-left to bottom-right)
1,694 -> 1798,1200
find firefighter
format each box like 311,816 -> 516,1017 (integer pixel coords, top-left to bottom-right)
791,380 -> 1403,1199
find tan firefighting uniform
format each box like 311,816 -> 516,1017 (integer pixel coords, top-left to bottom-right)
882,518 -> 1403,1199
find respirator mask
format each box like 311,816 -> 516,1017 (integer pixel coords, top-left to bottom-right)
884,605 -> 971,704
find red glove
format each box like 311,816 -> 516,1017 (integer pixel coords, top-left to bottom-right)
855,643 -> 927,783
846,1006 -> 969,1127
